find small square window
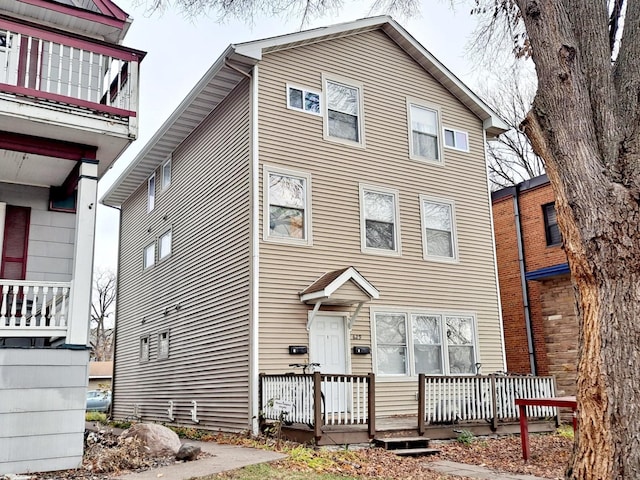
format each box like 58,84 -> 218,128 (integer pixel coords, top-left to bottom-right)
360,185 -> 401,255
147,174 -> 156,212
287,84 -> 321,115
444,128 -> 469,152
323,75 -> 364,146
158,331 -> 170,359
162,159 -> 171,190
143,242 -> 155,269
140,336 -> 150,362
159,230 -> 172,260
543,203 -> 562,246
408,101 -> 442,163
421,196 -> 457,261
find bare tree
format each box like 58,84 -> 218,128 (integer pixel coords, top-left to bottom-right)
134,1 -> 640,477
90,269 -> 116,361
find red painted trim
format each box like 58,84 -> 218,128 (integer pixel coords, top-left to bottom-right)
0,17 -> 143,61
16,0 -> 126,29
91,0 -> 128,21
0,83 -> 137,118
0,131 -> 97,161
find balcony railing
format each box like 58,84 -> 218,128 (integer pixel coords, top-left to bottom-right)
0,20 -> 141,117
0,279 -> 71,338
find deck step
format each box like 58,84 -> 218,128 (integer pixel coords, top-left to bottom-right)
374,436 -> 431,450
393,447 -> 441,457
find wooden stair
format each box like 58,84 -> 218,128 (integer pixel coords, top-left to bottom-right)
374,436 -> 440,457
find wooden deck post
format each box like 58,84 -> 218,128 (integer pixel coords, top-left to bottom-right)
490,374 -> 498,431
418,374 -> 426,435
313,371 -> 322,440
368,373 -> 376,438
258,373 -> 264,429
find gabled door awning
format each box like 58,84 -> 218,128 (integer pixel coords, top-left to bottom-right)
299,267 -> 379,330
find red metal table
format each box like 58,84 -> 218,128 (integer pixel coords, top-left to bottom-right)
515,396 -> 577,461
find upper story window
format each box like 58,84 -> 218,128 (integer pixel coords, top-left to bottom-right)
159,229 -> 172,260
444,128 -> 469,152
158,331 -> 170,359
264,165 -> 312,245
324,75 -> 364,146
143,242 -> 155,269
408,100 -> 442,163
421,196 -> 457,262
147,174 -> 156,212
162,159 -> 172,190
140,335 -> 150,362
543,202 -> 562,246
287,84 -> 321,115
360,185 -> 401,256
373,309 -> 478,377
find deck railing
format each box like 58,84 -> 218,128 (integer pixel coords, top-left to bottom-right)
0,279 -> 71,338
418,374 -> 557,434
0,21 -> 140,117
259,372 -> 376,439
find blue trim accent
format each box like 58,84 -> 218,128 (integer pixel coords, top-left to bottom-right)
525,263 -> 570,281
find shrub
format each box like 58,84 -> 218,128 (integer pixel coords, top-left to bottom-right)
456,429 -> 475,445
86,411 -> 108,423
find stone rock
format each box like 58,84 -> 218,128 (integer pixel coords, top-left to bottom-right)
121,423 -> 181,457
175,443 -> 202,461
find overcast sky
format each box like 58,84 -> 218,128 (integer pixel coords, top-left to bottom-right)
94,0 -> 486,272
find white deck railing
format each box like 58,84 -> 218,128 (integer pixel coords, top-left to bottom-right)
419,374 -> 557,431
0,280 -> 71,337
0,25 -> 139,115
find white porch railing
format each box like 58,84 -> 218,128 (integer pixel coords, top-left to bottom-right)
0,280 -> 71,338
418,374 -> 557,432
0,25 -> 140,115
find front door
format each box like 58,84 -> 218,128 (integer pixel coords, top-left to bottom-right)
309,315 -> 347,414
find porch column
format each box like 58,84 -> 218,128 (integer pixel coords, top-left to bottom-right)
67,159 -> 98,346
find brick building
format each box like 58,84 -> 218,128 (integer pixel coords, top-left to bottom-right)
492,175 -> 578,397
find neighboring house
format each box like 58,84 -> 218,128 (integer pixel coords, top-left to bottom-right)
492,174 -> 578,397
103,17 -> 513,439
0,0 -> 143,474
88,360 -> 114,390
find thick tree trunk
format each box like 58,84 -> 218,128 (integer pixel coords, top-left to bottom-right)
515,0 -> 640,478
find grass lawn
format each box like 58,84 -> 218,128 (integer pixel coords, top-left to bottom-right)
193,463 -> 360,480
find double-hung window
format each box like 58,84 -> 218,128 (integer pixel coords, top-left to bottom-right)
147,174 -> 155,212
324,76 -> 364,146
162,159 -> 172,190
373,309 -> 478,377
143,242 -> 155,269
158,331 -> 170,359
139,335 -> 150,362
159,229 -> 172,260
360,185 -> 401,255
287,84 -> 321,114
264,166 -> 312,245
408,101 -> 442,162
421,196 -> 457,261
543,203 -> 562,246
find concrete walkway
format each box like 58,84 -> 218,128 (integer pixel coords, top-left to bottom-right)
114,440 -> 286,480
429,460 -> 550,480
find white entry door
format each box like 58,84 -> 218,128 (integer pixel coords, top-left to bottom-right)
309,315 -> 347,414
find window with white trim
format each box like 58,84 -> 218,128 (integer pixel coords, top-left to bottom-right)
140,335 -> 150,362
421,197 -> 457,261
287,84 -> 321,115
158,331 -> 170,359
147,174 -> 155,212
360,185 -> 400,255
264,166 -> 312,245
162,159 -> 172,190
143,242 -> 155,269
159,229 -> 172,260
373,310 -> 477,376
324,76 -> 364,145
444,128 -> 469,152
408,101 -> 442,162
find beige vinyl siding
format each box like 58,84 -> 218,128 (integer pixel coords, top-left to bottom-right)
114,79 -> 252,431
257,30 -> 502,416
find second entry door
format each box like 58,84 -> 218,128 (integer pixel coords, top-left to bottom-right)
309,315 -> 347,413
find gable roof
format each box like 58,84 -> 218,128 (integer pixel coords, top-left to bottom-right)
299,267 -> 380,303
102,15 -> 508,207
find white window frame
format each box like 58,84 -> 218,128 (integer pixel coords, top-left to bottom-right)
158,330 -> 170,359
323,74 -> 365,148
407,99 -> 444,164
147,173 -> 156,212
162,158 -> 172,190
359,184 -> 401,256
371,307 -> 479,379
139,335 -> 150,362
263,165 -> 313,246
443,127 -> 470,152
420,195 -> 459,263
143,242 -> 155,270
159,229 -> 172,261
286,83 -> 322,116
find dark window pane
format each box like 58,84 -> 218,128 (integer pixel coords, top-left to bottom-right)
444,129 -> 455,147
366,220 -> 395,250
269,206 -> 304,239
304,92 -> 320,113
289,87 -> 303,109
328,110 -> 358,141
544,203 -> 562,245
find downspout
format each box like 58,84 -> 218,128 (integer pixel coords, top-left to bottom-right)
513,190 -> 537,375
226,57 -> 261,434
